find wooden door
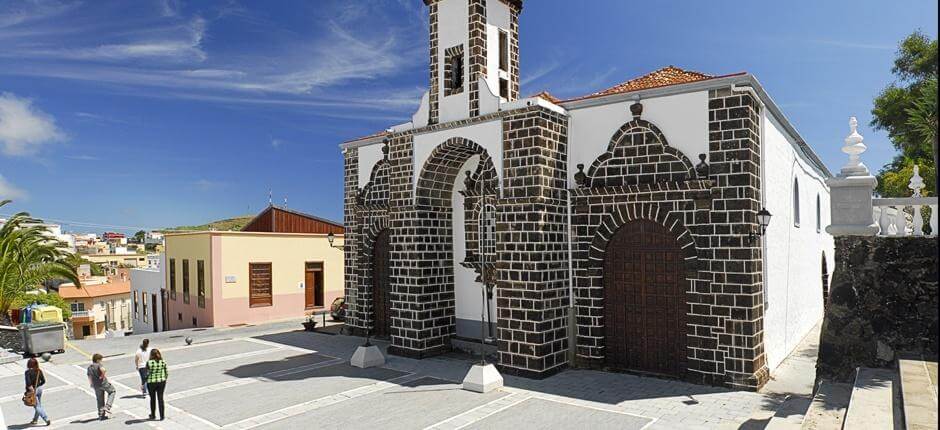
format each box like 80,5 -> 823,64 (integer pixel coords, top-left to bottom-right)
305,262 -> 324,309
603,220 -> 687,376
372,230 -> 391,338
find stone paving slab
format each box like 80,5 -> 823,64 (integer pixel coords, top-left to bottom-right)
169,362 -> 407,426
86,339 -> 273,377
111,349 -> 332,394
0,371 -> 66,399
255,376 -> 507,430
463,397 -> 652,430
0,386 -> 93,426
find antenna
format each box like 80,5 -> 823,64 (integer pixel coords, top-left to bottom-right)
284,195 -> 288,208
268,189 -> 273,206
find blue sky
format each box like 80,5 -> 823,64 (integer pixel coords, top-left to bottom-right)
0,0 -> 936,233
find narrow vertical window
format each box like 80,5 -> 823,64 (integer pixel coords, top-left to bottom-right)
133,292 -> 138,319
793,178 -> 801,227
169,258 -> 177,300
197,260 -> 206,308
816,194 -> 821,232
478,204 -> 496,260
444,45 -> 464,96
182,259 -> 190,304
498,30 -> 509,72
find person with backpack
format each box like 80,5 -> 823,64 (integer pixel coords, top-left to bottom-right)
86,353 -> 116,420
24,358 -> 51,426
134,339 -> 152,397
146,349 -> 168,421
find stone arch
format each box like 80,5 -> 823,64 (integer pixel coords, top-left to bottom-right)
359,159 -> 391,207
585,119 -> 696,188
416,137 -> 497,207
356,216 -> 389,335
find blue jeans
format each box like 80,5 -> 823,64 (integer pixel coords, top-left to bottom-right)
33,385 -> 49,422
138,368 -> 149,394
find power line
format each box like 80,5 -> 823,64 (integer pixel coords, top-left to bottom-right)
0,213 -> 160,232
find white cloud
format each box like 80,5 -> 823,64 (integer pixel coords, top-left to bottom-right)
0,174 -> 27,200
270,138 -> 284,148
0,92 -> 66,156
193,179 -> 225,191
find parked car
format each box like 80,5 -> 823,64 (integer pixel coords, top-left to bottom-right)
330,297 -> 346,321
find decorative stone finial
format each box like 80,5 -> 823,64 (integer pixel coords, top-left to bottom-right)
840,116 -> 869,176
381,139 -> 390,159
463,170 -> 475,191
574,163 -> 587,188
695,153 -> 709,178
629,101 -> 643,118
909,164 -> 925,197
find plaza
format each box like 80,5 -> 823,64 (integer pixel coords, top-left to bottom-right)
0,319 -> 815,430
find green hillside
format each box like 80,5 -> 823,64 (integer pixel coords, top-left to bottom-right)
163,215 -> 254,232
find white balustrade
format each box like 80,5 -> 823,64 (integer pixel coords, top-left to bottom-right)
871,165 -> 938,237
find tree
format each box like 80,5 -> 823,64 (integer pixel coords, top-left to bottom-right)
133,230 -> 146,244
61,251 -> 105,277
872,31 -> 938,197
0,200 -> 80,316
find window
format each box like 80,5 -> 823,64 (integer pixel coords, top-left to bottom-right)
499,78 -> 509,100
793,178 -> 801,227
133,292 -> 138,319
816,194 -> 821,233
142,295 -> 148,323
197,260 -> 206,308
478,204 -> 496,260
70,302 -> 85,312
249,263 -> 273,307
169,258 -> 177,300
444,45 -> 464,96
182,259 -> 190,304
498,30 -> 509,72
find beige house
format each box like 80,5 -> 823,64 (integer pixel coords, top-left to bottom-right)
59,271 -> 132,339
85,253 -> 148,268
164,206 -> 344,330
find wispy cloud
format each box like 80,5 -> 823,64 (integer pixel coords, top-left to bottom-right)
193,179 -> 225,191
521,59 -> 561,87
0,0 -> 78,29
809,39 -> 895,51
270,138 -> 285,149
0,174 -> 28,200
65,154 -> 100,161
0,92 -> 66,156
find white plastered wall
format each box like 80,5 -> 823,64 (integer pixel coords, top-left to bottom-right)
566,91 -> 710,185
357,142 -> 385,189
413,119 -> 503,194
438,0 -> 469,123
485,0 -> 511,97
762,113 -> 835,371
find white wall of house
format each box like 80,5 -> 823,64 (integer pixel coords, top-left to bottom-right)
130,255 -> 165,334
413,118 -> 503,193
566,91 -> 710,186
762,113 -> 834,371
438,0 -> 469,122
484,0 -> 511,98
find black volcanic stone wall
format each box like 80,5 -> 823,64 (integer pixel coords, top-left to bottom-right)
817,236 -> 938,382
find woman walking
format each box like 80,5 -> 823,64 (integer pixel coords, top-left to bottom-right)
134,339 -> 152,397
146,349 -> 168,421
87,353 -> 116,420
24,358 -> 51,426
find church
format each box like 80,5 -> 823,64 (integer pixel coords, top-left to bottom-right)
340,0 -> 833,390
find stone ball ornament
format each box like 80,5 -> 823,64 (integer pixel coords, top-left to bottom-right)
185,336 -> 193,345
41,352 -> 51,362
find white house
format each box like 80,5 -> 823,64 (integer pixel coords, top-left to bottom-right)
339,0 -> 833,390
130,254 -> 167,334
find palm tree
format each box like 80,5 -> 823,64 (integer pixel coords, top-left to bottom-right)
0,200 -> 80,317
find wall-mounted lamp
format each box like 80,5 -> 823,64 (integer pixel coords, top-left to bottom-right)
327,232 -> 344,250
749,208 -> 773,241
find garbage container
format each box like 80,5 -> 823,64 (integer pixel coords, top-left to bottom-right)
19,322 -> 66,356
31,305 -> 63,323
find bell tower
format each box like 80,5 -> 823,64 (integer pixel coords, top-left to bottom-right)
425,0 -> 522,124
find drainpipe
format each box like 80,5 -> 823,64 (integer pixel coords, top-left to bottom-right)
565,186 -> 576,366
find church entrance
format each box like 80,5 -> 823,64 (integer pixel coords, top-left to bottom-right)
372,229 -> 392,338
603,219 -> 688,376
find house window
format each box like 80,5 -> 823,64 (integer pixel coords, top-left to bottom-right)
182,259 -> 190,304
444,45 -> 464,96
249,263 -> 273,308
498,30 -> 509,72
71,302 -> 84,312
197,260 -> 206,308
478,204 -> 497,260
133,292 -> 138,319
499,78 -> 509,100
793,178 -> 801,227
142,295 -> 148,323
169,258 -> 177,300
816,194 -> 821,233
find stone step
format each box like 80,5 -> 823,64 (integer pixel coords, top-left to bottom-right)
843,367 -> 902,430
898,358 -> 938,430
765,394 -> 813,429
800,380 -> 851,430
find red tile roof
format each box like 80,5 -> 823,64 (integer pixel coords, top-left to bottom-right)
564,66 -> 745,102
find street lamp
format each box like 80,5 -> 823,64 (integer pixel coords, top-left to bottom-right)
327,232 -> 344,250
749,207 -> 773,242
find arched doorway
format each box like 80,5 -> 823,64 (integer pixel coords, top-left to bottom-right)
604,219 -> 688,376
372,229 -> 392,338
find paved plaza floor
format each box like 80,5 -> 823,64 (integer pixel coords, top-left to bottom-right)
0,320 -> 817,430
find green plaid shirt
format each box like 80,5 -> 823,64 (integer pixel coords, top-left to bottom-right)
146,360 -> 167,383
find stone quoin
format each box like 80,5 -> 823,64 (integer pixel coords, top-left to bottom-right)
339,0 -> 834,390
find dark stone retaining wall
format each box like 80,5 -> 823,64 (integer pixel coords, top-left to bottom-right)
817,236 -> 939,382
1,326 -> 22,352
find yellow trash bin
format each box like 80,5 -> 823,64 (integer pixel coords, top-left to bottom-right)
31,305 -> 64,323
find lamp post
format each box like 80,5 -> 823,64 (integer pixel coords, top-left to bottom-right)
327,232 -> 344,250
749,208 -> 773,242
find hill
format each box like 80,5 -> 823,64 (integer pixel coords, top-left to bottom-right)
163,215 -> 254,232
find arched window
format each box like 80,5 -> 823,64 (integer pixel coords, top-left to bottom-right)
816,194 -> 821,232
793,178 -> 801,227
478,204 -> 496,261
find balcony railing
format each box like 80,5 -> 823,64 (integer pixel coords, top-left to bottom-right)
873,197 -> 938,237
71,310 -> 91,318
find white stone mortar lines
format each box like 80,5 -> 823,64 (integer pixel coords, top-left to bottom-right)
227,372 -> 421,430
241,336 -> 332,356
109,347 -> 282,380
108,376 -> 222,429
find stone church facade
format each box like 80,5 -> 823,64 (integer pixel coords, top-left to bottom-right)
340,0 -> 834,390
